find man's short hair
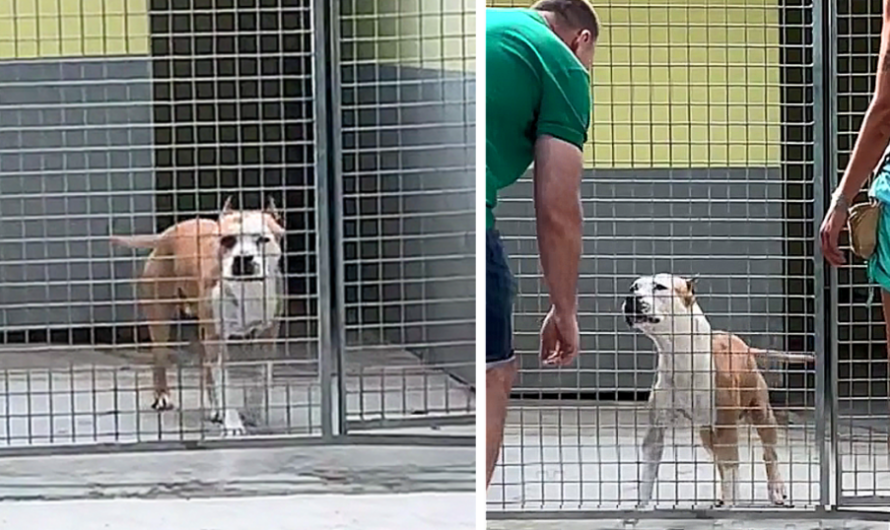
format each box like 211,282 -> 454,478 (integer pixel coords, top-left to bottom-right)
532,0 -> 600,41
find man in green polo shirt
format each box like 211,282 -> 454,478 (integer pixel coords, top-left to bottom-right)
485,0 -> 598,489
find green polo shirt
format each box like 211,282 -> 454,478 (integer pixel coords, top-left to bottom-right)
485,7 -> 592,229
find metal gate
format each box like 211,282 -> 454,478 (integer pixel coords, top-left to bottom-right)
487,0 -> 890,520
832,0 -> 890,511
0,0 -> 474,456
337,0 -> 477,435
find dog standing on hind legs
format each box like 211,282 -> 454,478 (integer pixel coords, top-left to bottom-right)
623,273 -> 814,508
111,197 -> 285,436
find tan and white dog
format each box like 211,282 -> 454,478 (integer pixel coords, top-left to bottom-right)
111,197 -> 284,436
622,273 -> 814,508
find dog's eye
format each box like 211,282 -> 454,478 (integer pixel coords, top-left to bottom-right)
219,235 -> 237,249
653,284 -> 669,291
257,236 -> 270,245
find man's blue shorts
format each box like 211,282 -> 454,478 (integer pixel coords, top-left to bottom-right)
487,229 -> 516,369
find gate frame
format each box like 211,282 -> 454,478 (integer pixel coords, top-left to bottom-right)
814,0 -> 837,513
317,0 -> 474,445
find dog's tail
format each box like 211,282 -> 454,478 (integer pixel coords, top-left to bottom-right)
109,234 -> 162,249
750,347 -> 815,364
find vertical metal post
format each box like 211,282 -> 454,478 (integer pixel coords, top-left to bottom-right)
826,0 -> 840,509
327,0 -> 348,437
813,0 -> 839,510
314,0 -> 347,439
313,0 -> 335,440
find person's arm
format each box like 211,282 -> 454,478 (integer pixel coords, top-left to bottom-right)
532,51 -> 590,314
834,0 -> 890,206
534,136 -> 583,314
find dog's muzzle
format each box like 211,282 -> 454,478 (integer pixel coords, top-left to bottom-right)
623,295 -> 659,327
231,254 -> 258,278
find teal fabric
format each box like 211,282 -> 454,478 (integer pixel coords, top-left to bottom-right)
868,160 -> 890,291
870,163 -> 890,203
867,202 -> 890,292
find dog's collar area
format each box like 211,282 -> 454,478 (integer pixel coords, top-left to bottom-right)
625,314 -> 661,327
220,279 -> 279,309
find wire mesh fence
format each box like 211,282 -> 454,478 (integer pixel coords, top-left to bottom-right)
834,0 -> 890,507
486,0 -> 832,517
0,0 -> 475,453
338,0 -> 476,431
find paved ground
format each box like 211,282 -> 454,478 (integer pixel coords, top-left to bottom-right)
0,442 -> 474,500
0,491 -> 476,530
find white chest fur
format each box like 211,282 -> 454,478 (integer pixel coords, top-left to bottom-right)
211,275 -> 281,338
649,332 -> 716,427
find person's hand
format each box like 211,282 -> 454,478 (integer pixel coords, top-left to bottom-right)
819,198 -> 849,267
540,306 -> 580,367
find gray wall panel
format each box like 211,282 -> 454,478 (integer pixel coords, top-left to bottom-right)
496,167 -> 785,392
0,60 -> 155,330
345,65 -> 475,384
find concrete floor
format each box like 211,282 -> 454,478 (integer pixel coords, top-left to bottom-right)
0,492 -> 476,530
487,400 -> 890,511
0,442 -> 474,500
0,341 -> 474,445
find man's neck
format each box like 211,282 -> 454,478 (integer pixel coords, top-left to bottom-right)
537,10 -> 572,46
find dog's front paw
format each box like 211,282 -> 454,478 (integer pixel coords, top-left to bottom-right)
152,392 -> 175,411
219,409 -> 246,437
769,481 -> 788,505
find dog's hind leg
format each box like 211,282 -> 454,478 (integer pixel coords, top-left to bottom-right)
146,311 -> 175,411
699,427 -> 736,507
708,422 -> 740,507
137,259 -> 177,411
749,402 -> 787,505
141,294 -> 176,411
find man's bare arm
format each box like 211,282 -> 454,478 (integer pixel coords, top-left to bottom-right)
533,135 -> 584,314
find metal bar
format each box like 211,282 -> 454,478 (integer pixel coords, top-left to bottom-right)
0,432 -> 475,459
326,0 -> 349,439
836,495 -> 890,506
486,508 -> 890,522
825,0 -> 841,510
312,0 -> 334,442
346,413 -> 475,431
813,0 -> 831,510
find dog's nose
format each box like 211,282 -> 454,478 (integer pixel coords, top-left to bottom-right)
232,254 -> 256,277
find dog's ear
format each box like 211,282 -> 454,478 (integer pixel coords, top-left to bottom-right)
677,276 -> 697,308
686,275 -> 699,294
220,196 -> 234,218
265,195 -> 282,224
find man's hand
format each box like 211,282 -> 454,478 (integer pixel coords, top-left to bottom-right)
819,197 -> 849,267
540,306 -> 580,367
